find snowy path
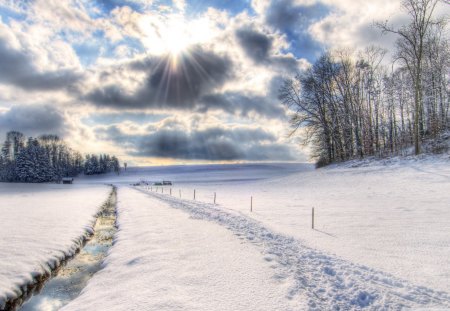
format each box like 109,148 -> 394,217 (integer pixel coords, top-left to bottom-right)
62,187 -> 298,311
136,187 -> 450,310
0,184 -> 110,309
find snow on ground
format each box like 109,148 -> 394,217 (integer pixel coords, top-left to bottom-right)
0,183 -> 110,308
111,157 -> 450,295
3,156 -> 448,309
78,163 -> 312,186
62,187 -> 299,311
134,187 -> 450,309
58,156 -> 450,309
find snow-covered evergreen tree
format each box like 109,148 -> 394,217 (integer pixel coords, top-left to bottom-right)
15,138 -> 54,183
0,131 -> 121,182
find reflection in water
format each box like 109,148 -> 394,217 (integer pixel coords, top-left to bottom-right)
20,188 -> 117,311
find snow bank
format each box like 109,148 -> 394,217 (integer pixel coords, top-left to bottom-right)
62,187 -> 299,311
0,183 -> 110,309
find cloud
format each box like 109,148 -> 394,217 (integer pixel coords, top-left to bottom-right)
31,0 -> 96,35
0,105 -> 67,138
236,27 -> 273,62
306,0 -> 448,54
198,91 -> 285,118
264,0 -> 328,31
255,0 -> 329,61
84,47 -> 233,109
0,0 -> 319,163
0,30 -> 82,91
96,124 -> 298,161
234,25 -> 306,74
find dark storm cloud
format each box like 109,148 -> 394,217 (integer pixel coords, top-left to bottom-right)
0,105 -> 66,138
96,125 -> 297,161
270,54 -> 301,73
0,37 -> 81,91
265,0 -> 328,32
84,47 -> 233,109
234,27 -> 301,74
236,28 -> 273,62
198,91 -> 285,118
197,74 -> 293,119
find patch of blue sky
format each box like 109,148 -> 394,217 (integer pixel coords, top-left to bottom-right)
83,0 -> 108,18
110,36 -> 146,57
0,5 -> 27,24
73,30 -> 145,66
273,3 -> 329,62
92,0 -> 149,14
73,41 -> 102,67
57,29 -> 101,66
283,32 -> 324,62
123,36 -> 146,51
83,112 -> 170,126
89,0 -> 254,19
184,0 -> 254,17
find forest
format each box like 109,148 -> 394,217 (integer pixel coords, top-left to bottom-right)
280,0 -> 449,166
0,131 -> 120,183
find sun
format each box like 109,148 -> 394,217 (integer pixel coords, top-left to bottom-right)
163,17 -> 190,57
140,14 -> 214,59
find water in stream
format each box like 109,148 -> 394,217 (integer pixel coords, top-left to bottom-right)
19,188 -> 117,311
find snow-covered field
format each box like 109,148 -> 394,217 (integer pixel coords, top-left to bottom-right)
145,157 -> 450,295
78,162 -> 312,186
86,157 -> 450,294
2,156 -> 450,310
66,156 -> 450,309
0,183 -> 110,309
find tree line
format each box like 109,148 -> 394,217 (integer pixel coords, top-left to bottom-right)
0,131 -> 120,183
280,0 -> 449,166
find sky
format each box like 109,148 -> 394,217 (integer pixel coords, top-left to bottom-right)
0,0 -> 447,165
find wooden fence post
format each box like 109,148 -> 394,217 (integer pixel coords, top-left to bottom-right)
312,207 -> 315,230
214,192 -> 216,204
250,196 -> 253,212
194,189 -> 196,200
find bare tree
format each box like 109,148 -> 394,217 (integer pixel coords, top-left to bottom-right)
377,0 -> 443,154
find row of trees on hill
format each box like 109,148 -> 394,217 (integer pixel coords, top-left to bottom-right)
0,131 -> 120,183
280,0 -> 449,166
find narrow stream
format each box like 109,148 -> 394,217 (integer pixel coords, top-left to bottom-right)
18,187 -> 117,311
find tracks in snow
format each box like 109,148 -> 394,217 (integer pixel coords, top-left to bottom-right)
136,187 -> 450,310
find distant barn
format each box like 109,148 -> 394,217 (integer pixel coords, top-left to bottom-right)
163,181 -> 172,185
62,177 -> 74,184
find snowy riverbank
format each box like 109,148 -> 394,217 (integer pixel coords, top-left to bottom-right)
0,183 -> 110,309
